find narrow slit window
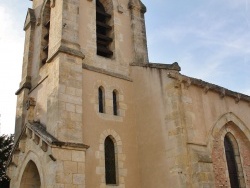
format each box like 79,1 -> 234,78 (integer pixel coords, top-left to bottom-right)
96,0 -> 113,58
105,136 -> 117,185
113,90 -> 118,116
98,87 -> 104,113
224,135 -> 240,188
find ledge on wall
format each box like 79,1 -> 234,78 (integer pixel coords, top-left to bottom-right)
7,122 -> 89,167
130,62 -> 181,72
168,72 -> 250,103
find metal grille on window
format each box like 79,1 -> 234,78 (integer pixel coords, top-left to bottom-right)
224,136 -> 240,188
98,87 -> 104,113
96,0 -> 113,58
105,136 -> 116,185
113,90 -> 118,116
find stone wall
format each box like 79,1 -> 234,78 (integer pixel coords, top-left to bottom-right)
11,0 -> 250,187
82,69 -> 141,188
8,124 -> 87,188
131,64 -> 250,187
131,65 -> 185,187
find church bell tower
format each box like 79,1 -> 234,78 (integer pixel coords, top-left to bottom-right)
8,0 -> 148,187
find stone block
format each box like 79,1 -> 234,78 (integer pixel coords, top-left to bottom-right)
76,105 -> 82,113
199,163 -> 212,172
66,87 -> 76,96
118,162 -> 124,168
119,103 -> 127,110
59,84 -> 66,93
71,64 -> 82,73
119,177 -> 125,184
75,89 -> 82,97
70,112 -> 82,122
117,145 -> 123,153
56,173 -> 72,184
95,151 -> 100,159
59,101 -> 66,110
65,184 -> 77,188
58,127 -> 82,143
59,93 -> 82,105
64,161 -> 78,173
72,150 -> 85,162
73,174 -> 84,185
119,169 -> 128,176
99,159 -> 105,166
66,103 -> 76,112
99,144 -> 104,151
119,109 -> 125,117
77,162 -> 85,173
53,184 -> 65,188
52,148 -> 72,161
74,72 -> 82,81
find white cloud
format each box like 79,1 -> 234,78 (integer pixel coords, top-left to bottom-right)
146,1 -> 250,95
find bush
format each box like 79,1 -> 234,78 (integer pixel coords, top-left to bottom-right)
0,134 -> 14,188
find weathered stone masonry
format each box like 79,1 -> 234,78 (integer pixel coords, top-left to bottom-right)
7,0 -> 250,187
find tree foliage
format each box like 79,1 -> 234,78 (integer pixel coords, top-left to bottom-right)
0,134 -> 14,187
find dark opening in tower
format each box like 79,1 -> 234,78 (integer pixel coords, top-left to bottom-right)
96,0 -> 113,58
41,0 -> 51,65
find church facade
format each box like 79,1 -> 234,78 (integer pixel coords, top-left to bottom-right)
7,0 -> 250,187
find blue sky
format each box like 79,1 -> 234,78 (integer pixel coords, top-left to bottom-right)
0,0 -> 249,134
145,0 -> 250,94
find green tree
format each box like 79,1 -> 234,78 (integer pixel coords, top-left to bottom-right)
0,134 -> 14,188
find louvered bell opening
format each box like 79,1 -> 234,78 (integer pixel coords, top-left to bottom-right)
42,7 -> 51,65
96,0 -> 113,58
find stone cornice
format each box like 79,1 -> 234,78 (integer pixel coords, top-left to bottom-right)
7,122 -> 89,167
168,72 -> 250,103
15,76 -> 32,95
82,63 -> 133,82
46,45 -> 85,63
28,75 -> 48,94
26,122 -> 89,149
130,62 -> 181,72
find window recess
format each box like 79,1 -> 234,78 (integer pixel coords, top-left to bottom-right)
96,0 -> 113,58
41,2 -> 51,65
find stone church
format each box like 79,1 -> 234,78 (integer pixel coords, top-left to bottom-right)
6,0 -> 250,187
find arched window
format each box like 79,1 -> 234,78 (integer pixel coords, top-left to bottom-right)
41,0 -> 51,65
98,86 -> 105,113
113,90 -> 118,116
224,134 -> 245,188
105,136 -> 117,185
96,0 -> 113,58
